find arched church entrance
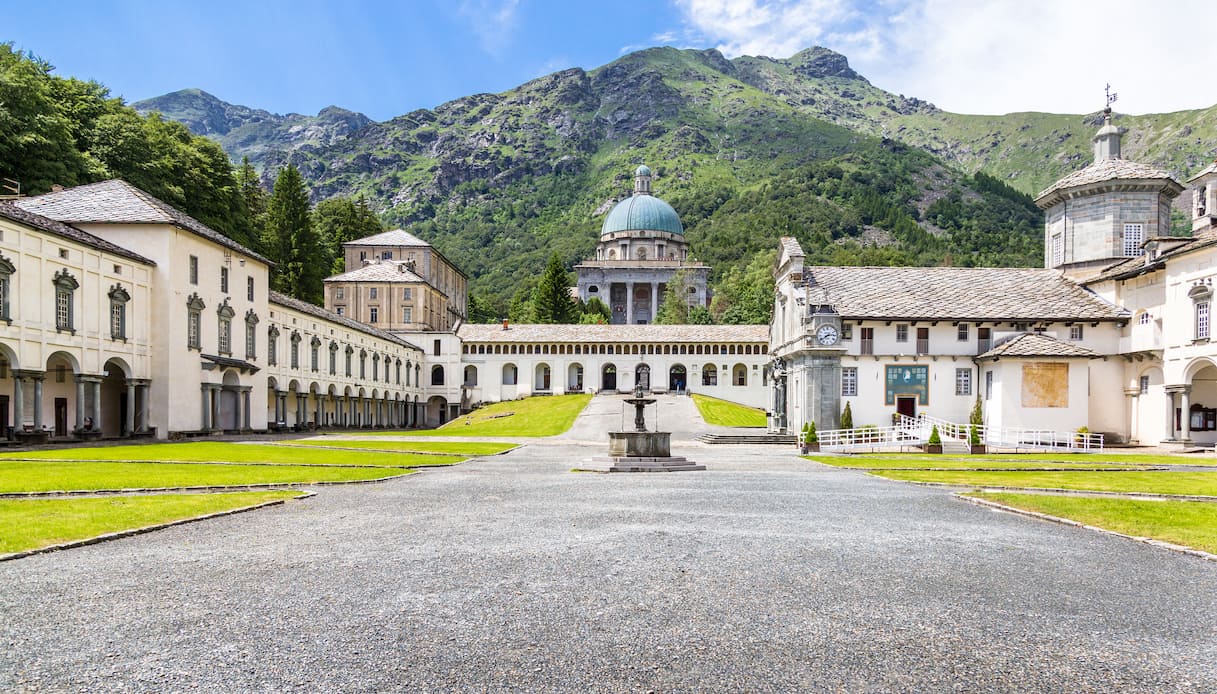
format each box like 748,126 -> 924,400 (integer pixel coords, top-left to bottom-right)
668,364 -> 686,392
601,364 -> 617,391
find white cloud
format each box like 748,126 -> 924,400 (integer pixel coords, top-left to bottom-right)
458,0 -> 521,57
670,0 -> 1217,115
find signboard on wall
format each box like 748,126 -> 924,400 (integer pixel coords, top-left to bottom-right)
885,365 -> 929,405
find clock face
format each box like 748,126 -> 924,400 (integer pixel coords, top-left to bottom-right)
816,325 -> 839,346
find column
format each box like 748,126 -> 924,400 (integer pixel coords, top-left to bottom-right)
91,379 -> 101,431
125,382 -> 136,436
241,388 -> 251,430
295,395 -> 304,428
201,385 -> 212,430
314,396 -> 322,428
272,391 -> 281,426
650,282 -> 658,323
12,373 -> 24,433
626,281 -> 634,325
32,375 -> 43,431
280,393 -> 288,426
75,376 -> 86,431
1124,387 -> 1139,443
135,381 -> 150,433
1165,388 -> 1178,441
1180,386 -> 1193,441
211,386 -> 221,431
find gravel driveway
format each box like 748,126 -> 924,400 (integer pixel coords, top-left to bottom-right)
2,398 -> 1216,691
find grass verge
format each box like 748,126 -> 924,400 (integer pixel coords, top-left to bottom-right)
0,442 -> 461,467
0,461 -> 411,493
0,491 -> 302,555
368,394 -> 592,437
282,439 -> 516,455
967,492 -> 1217,555
847,452 -> 1217,466
691,394 -> 767,427
807,455 -> 1144,470
870,469 -> 1217,497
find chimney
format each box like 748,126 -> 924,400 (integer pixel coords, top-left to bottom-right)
502,318 -> 510,331
51,184 -> 64,192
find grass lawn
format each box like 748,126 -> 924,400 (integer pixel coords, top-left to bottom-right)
870,469 -> 1217,497
0,491 -> 303,555
282,439 -> 516,455
0,461 -> 411,493
847,452 -> 1217,467
968,492 -> 1217,555
0,442 -> 462,467
691,394 -> 767,427
369,394 -> 592,437
808,455 -> 1144,470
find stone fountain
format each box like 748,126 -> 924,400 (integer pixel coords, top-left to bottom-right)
576,386 -> 704,473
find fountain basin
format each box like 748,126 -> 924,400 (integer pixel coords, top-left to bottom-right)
608,431 -> 671,458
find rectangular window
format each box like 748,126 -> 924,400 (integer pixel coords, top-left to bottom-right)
329,349 -> 336,375
220,266 -> 229,294
915,327 -> 929,355
978,327 -> 992,354
218,319 -> 231,355
268,335 -> 277,366
0,276 -> 9,320
985,371 -> 993,401
310,345 -> 318,372
188,311 -> 200,349
957,324 -> 969,341
189,256 -> 198,285
247,276 -> 254,301
336,307 -> 345,316
1069,325 -> 1084,341
369,287 -> 378,300
336,288 -> 344,300
369,307 -> 378,323
1197,301 -> 1210,340
434,339 -> 442,356
110,302 -> 126,340
382,251 -> 392,260
955,368 -> 972,396
290,341 -> 299,369
896,324 -> 908,342
860,327 -> 874,355
56,289 -> 72,330
1139,375 -> 1150,395
841,324 -> 852,340
1139,312 -> 1151,325
404,288 -> 412,300
245,324 -> 256,359
1050,233 -> 1063,266
345,351 -> 352,377
841,367 -> 857,397
1123,223 -> 1144,257
403,307 -> 412,323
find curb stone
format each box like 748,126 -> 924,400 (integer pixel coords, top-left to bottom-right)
0,471 -> 416,498
0,491 -> 316,562
868,476 -> 1217,502
956,493 -> 1217,563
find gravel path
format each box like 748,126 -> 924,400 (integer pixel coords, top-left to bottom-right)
2,399 -> 1216,691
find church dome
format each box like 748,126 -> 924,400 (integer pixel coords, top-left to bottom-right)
601,194 -> 684,235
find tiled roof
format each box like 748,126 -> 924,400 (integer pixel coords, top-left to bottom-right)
1036,158 -> 1182,205
269,290 -> 422,352
0,202 -> 155,266
807,266 -> 1128,322
342,228 -> 431,247
976,332 -> 1098,360
1084,232 -> 1217,284
457,323 -> 769,343
11,180 -> 272,265
1187,160 -> 1217,183
324,261 -> 427,284
780,236 -> 805,259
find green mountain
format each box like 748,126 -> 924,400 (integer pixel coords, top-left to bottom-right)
121,47 -> 1217,312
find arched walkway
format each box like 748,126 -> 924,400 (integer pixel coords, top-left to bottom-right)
602,363 -> 617,391
668,364 -> 686,392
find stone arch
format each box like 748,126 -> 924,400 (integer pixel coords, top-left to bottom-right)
668,364 -> 687,392
534,363 -> 551,391
702,364 -> 718,386
567,362 -> 584,392
464,365 -> 478,387
426,395 -> 448,427
601,363 -> 617,391
502,363 -> 518,386
732,363 -> 748,387
218,370 -> 242,431
635,363 -> 651,390
99,357 -> 132,437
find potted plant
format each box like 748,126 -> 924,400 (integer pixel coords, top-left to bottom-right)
800,421 -> 819,454
969,399 -> 985,454
924,424 -> 943,454
1075,426 -> 1090,448
841,402 -> 853,430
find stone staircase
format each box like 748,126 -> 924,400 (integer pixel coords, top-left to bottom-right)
697,432 -> 798,445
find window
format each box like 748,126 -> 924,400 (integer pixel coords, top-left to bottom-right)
915,327 -> 929,355
431,365 -> 445,385
369,307 -> 378,323
310,337 -> 321,372
268,326 -> 279,365
1139,375 -> 1150,395
1069,325 -> 1084,341
1123,223 -> 1144,257
382,251 -> 392,260
977,327 -> 992,354
108,284 -> 130,340
1138,312 -> 1151,325
1197,301 -> 1210,340
860,327 -> 874,355
1050,233 -> 1063,266
403,307 -> 412,323
336,288 -> 344,300
217,301 -> 234,355
53,269 -> 78,332
842,367 -> 857,396
406,360 -> 413,385
329,342 -> 338,375
957,324 -> 969,341
290,332 -> 301,368
841,324 -> 852,340
985,371 -> 993,401
220,266 -> 229,294
345,346 -> 353,377
895,324 -> 908,342
245,310 -> 258,359
373,354 -> 379,381
336,307 -> 345,316
702,364 -> 718,386
404,288 -> 412,300
189,256 -> 198,285
186,293 -> 205,350
396,360 -> 402,385
955,368 -> 972,396
369,287 -> 378,300
0,254 -> 14,323
247,276 -> 254,301
360,350 -> 367,379
434,339 -> 442,356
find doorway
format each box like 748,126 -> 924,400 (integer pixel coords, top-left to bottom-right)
636,364 -> 651,391
896,396 -> 917,419
54,397 -> 68,436
0,395 -> 8,439
602,364 -> 617,391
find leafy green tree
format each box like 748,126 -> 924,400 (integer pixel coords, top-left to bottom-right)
531,253 -> 575,323
467,292 -> 500,323
841,401 -> 853,429
655,270 -> 694,324
579,296 -> 610,324
265,165 -> 324,304
508,284 -> 535,323
313,195 -> 383,274
713,250 -> 775,324
0,44 -> 88,192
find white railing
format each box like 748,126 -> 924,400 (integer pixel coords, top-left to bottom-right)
805,412 -> 1104,453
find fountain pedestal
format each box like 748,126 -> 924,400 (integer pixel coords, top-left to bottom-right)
575,391 -> 704,473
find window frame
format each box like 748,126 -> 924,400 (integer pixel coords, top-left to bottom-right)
53,269 -> 79,334
186,292 -> 206,350
955,368 -> 972,396
0,254 -> 14,324
216,300 -> 235,356
841,367 -> 858,397
108,284 -> 130,341
244,310 -> 259,359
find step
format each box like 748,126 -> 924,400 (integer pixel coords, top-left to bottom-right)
697,433 -> 798,445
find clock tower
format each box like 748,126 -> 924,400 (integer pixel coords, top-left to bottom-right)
792,303 -> 847,432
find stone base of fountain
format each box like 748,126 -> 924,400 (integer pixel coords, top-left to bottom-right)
575,432 -> 704,473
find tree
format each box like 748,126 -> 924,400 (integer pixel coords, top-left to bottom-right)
531,253 -> 575,323
0,44 -> 87,193
467,292 -> 500,323
313,195 -> 383,274
265,165 -> 324,304
236,157 -> 269,247
841,402 -> 853,429
655,269 -> 695,324
579,296 -> 610,324
712,249 -> 776,324
508,284 -> 534,323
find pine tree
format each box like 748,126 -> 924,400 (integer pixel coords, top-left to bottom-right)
841,401 -> 853,429
531,253 -> 575,323
313,195 -> 384,274
236,157 -> 268,251
265,165 -> 324,304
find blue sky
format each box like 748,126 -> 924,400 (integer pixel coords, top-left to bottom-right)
6,0 -> 1215,121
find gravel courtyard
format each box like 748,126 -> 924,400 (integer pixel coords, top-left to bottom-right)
2,396 -> 1216,691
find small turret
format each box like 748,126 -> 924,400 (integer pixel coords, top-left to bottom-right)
1093,107 -> 1121,162
633,164 -> 652,196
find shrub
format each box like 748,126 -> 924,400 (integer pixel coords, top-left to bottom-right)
841,402 -> 853,429
969,399 -> 983,427
968,424 -> 980,446
927,425 -> 942,445
804,421 -> 818,444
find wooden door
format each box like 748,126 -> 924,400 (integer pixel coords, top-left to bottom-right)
54,398 -> 68,436
896,396 -> 916,419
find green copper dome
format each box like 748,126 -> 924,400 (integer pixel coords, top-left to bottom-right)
601,194 -> 683,236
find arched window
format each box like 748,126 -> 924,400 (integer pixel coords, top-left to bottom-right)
502,363 -> 518,385
464,365 -> 478,387
431,365 -> 445,386
702,364 -> 718,386
108,284 -> 130,341
732,363 -> 747,386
